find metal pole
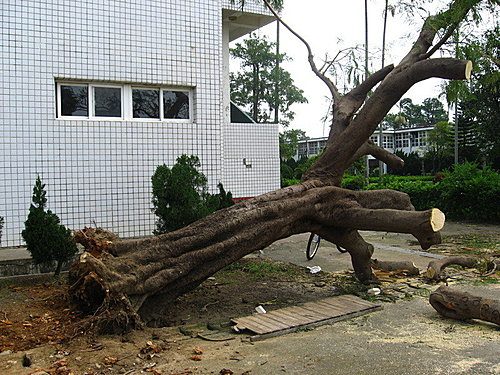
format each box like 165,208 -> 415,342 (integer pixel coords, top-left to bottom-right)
364,0 -> 370,181
274,20 -> 280,124
379,0 -> 389,177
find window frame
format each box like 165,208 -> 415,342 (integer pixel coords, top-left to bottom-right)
56,81 -> 193,122
91,84 -> 124,120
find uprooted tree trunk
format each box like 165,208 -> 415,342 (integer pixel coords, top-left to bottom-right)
429,286 -> 500,326
68,0 -> 479,332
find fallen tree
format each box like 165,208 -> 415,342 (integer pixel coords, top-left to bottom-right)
429,286 -> 500,326
68,0 -> 482,332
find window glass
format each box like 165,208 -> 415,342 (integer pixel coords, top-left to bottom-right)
61,85 -> 88,116
94,87 -> 121,117
163,90 -> 190,119
133,88 -> 160,118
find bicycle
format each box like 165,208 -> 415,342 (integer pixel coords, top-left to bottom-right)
306,233 -> 347,260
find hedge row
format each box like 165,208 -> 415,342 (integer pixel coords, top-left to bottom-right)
367,163 -> 500,222
281,164 -> 499,222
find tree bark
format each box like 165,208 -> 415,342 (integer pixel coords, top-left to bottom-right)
429,286 -> 500,326
425,256 -> 477,280
370,259 -> 420,276
69,0 -> 481,332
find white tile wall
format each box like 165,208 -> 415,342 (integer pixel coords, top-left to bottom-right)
223,123 -> 280,198
0,0 -> 279,247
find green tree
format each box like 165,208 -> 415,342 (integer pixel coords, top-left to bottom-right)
152,155 -> 234,234
425,121 -> 454,173
230,34 -> 307,125
279,129 -> 307,161
22,176 -> 77,276
446,27 -> 500,168
382,97 -> 448,129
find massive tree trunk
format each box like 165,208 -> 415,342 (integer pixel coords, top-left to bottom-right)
68,0 -> 479,332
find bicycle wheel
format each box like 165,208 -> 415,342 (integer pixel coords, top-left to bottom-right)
336,244 -> 348,253
306,233 -> 321,260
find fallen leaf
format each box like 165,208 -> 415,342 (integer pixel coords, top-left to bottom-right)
192,346 -> 203,355
103,356 -> 118,365
190,355 -> 202,361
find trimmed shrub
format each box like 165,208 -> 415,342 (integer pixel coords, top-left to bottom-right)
367,179 -> 442,211
152,155 -> 234,234
438,163 -> 500,222
22,176 -> 78,276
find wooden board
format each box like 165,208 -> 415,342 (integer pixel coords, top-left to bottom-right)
231,295 -> 382,340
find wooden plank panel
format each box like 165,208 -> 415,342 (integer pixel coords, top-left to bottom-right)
232,295 -> 382,337
267,309 -> 307,325
311,300 -> 351,316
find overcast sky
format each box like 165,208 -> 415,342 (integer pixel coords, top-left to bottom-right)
230,1 -> 455,137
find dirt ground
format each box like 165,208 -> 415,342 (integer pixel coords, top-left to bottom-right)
0,222 -> 498,375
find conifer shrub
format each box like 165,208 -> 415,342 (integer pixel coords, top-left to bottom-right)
152,155 -> 234,234
22,176 -> 78,276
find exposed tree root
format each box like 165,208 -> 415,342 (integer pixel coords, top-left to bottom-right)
429,286 -> 500,326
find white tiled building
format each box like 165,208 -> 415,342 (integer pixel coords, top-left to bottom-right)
0,0 -> 280,246
295,126 -> 434,170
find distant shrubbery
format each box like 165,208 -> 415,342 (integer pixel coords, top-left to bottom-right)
283,160 -> 499,222
152,155 -> 234,234
368,163 -> 500,222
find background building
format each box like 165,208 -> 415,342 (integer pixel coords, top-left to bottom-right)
0,0 -> 280,247
295,125 -> 434,172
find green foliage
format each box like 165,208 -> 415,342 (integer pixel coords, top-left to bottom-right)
341,174 -> 367,190
230,34 -> 307,126
279,129 -> 308,161
382,97 -> 448,129
438,163 -> 500,221
366,164 -> 500,222
368,178 -> 441,211
281,178 -> 300,187
425,121 -> 455,173
446,27 -> 500,168
388,151 -> 424,176
22,176 -> 77,276
152,155 -> 234,234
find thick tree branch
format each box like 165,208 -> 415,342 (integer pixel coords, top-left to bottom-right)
400,0 -> 481,64
347,64 -> 395,102
430,286 -> 500,326
366,142 -> 405,169
262,0 -> 341,101
305,58 -> 472,183
425,256 -> 477,280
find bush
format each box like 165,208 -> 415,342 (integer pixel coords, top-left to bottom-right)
342,174 -> 366,190
152,155 -> 234,234
22,176 -> 78,276
367,179 -> 442,211
281,178 -> 300,187
366,164 -> 500,222
439,163 -> 500,222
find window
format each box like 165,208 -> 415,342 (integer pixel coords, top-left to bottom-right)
395,133 -> 403,148
93,86 -> 122,117
383,135 -> 394,149
133,88 -> 160,119
163,90 -> 190,119
56,82 -> 192,121
60,84 -> 88,117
